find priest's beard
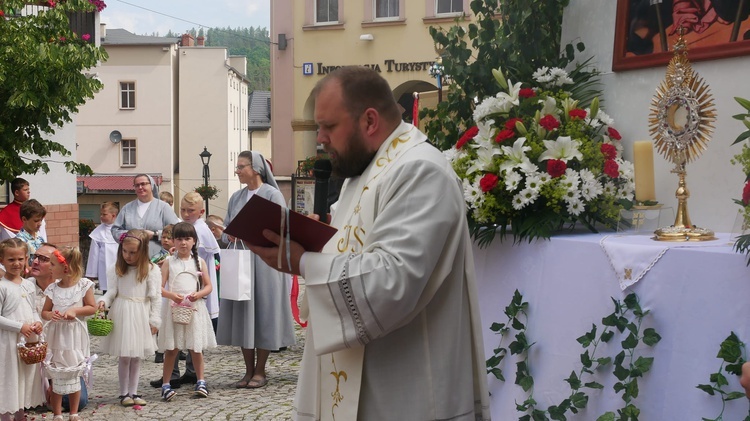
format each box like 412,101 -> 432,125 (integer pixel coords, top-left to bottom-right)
329,128 -> 377,178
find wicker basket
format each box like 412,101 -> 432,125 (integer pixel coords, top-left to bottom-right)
171,304 -> 196,325
18,332 -> 47,365
43,318 -> 90,395
87,309 -> 113,336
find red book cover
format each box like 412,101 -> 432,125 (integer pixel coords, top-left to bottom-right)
224,194 -> 337,252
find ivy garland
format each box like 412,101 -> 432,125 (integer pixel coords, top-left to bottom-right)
696,332 -> 749,421
487,292 -> 661,420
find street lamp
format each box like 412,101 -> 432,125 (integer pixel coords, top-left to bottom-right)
199,146 -> 212,215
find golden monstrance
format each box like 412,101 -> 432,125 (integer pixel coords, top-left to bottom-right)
648,28 -> 717,241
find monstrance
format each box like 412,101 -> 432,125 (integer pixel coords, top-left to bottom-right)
648,29 -> 717,241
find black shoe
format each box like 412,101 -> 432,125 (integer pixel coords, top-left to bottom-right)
178,373 -> 197,385
154,352 -> 164,363
178,350 -> 187,361
150,378 -> 181,389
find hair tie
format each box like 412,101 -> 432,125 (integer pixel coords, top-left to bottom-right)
52,249 -> 68,270
119,233 -> 128,243
120,233 -> 142,244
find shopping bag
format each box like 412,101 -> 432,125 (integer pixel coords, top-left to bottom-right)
219,241 -> 253,301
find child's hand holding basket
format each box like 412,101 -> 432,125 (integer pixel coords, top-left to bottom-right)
87,308 -> 114,336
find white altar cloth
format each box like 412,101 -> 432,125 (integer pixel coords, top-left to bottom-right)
474,233 -> 750,419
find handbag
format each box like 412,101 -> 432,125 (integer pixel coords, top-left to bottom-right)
219,240 -> 253,301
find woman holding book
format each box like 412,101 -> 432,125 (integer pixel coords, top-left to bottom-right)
218,151 -> 295,389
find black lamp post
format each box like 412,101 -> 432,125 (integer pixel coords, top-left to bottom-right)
199,146 -> 212,215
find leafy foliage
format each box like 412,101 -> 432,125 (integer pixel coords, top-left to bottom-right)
0,0 -> 107,181
731,97 -> 750,265
194,184 -> 220,201
696,332 -> 750,421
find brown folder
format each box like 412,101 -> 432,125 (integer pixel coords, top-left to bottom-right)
224,194 -> 337,252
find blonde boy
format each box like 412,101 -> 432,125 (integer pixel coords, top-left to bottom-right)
85,202 -> 120,292
159,191 -> 174,207
180,192 -> 221,324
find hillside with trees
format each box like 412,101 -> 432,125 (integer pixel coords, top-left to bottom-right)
166,26 -> 270,91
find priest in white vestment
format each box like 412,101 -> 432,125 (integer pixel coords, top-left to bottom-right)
250,66 -> 491,421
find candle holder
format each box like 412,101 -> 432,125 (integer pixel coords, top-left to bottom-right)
648,28 -> 717,242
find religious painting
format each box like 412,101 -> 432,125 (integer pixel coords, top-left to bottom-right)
613,0 -> 750,71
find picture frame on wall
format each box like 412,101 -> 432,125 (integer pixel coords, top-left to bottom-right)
613,0 -> 750,71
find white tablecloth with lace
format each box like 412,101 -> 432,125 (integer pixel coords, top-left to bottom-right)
473,232 -> 750,420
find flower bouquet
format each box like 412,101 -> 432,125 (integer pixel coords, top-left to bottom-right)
730,97 -> 750,264
444,67 -> 635,245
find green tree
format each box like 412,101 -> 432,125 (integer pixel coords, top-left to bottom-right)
423,0 -> 595,151
0,0 -> 107,181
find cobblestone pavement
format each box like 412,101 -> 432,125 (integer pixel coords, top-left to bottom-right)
29,295 -> 305,420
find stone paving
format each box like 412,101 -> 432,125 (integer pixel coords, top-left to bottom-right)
29,295 -> 305,420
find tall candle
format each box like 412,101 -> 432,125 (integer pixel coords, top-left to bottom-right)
633,140 -> 656,202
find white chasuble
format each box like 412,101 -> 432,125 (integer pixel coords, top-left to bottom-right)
295,122 -> 491,421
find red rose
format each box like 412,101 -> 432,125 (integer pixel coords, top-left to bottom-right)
479,173 -> 499,192
504,118 -> 523,130
456,126 -> 479,149
495,129 -> 515,143
0,10 -> 4,17
603,159 -> 619,178
569,109 -> 587,120
539,115 -> 560,131
519,88 -> 536,98
547,159 -> 567,178
607,127 -> 622,140
600,144 -> 617,160
743,182 -> 750,206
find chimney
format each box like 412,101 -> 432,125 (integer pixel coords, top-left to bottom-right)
197,36 -> 205,47
100,23 -> 106,40
180,33 -> 195,47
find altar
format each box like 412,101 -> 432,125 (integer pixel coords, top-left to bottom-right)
473,233 -> 750,419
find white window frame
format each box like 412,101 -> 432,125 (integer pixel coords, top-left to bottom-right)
121,139 -> 136,167
119,81 -> 136,110
436,0 -> 463,15
374,0 -> 399,20
315,0 -> 339,24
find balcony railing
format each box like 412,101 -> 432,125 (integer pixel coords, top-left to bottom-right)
6,4 -> 95,43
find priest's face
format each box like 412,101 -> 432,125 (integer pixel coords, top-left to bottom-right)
315,81 -> 376,178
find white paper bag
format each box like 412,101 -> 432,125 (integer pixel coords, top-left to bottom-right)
219,242 -> 253,301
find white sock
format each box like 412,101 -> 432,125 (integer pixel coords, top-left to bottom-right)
118,357 -> 131,396
128,357 -> 141,395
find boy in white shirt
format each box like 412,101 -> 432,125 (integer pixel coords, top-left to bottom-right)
85,202 -> 119,293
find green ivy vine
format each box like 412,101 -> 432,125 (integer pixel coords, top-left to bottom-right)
697,332 -> 749,421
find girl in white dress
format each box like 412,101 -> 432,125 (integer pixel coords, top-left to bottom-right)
158,222 -> 216,401
41,247 -> 96,421
97,230 -> 161,407
0,238 -> 44,421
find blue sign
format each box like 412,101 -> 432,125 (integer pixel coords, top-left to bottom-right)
303,63 -> 314,76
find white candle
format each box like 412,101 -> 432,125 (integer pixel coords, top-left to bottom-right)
633,140 -> 656,202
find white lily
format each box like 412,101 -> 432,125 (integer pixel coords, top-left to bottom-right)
466,143 -> 501,175
499,137 -> 532,174
538,96 -> 559,117
495,80 -> 522,112
538,136 -> 583,163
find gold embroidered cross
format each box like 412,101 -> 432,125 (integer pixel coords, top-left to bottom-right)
632,212 -> 645,229
353,204 -> 361,214
624,268 -> 633,280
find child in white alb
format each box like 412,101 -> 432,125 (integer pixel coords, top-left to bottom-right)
85,202 -> 119,293
158,222 -> 216,401
41,247 -> 96,421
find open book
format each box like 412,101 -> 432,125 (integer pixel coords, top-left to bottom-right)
224,194 -> 337,252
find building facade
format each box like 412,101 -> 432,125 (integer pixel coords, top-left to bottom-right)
75,29 -> 250,221
269,0 -> 472,185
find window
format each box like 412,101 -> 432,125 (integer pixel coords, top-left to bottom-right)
121,139 -> 136,167
316,0 -> 338,23
436,0 -> 462,14
375,0 -> 398,19
120,82 -> 135,109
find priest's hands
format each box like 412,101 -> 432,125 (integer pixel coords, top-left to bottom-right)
248,229 -> 305,275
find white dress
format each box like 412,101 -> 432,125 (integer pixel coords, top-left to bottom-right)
99,265 -> 162,358
44,278 -> 94,369
0,278 -> 44,414
158,256 -> 217,353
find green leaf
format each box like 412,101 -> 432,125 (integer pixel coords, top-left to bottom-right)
565,371 -> 581,389
597,413 -> 615,421
580,350 -> 592,368
613,381 -> 626,393
596,357 -> 612,368
600,331 -> 614,343
623,293 -> 639,310
633,356 -> 654,375
489,322 -> 506,332
736,97 -> 750,111
717,332 -> 743,362
488,367 -> 505,381
732,130 -> 750,145
726,362 -> 744,375
725,391 -> 746,401
584,381 -> 604,389
625,378 -> 640,400
710,372 -> 728,387
621,332 -> 639,350
642,328 -> 662,346
519,375 -> 534,392
614,364 -> 630,381
570,391 -> 588,409
531,409 -> 549,421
